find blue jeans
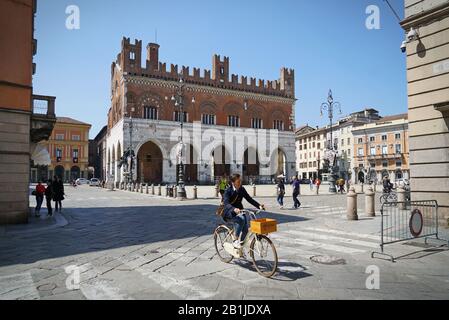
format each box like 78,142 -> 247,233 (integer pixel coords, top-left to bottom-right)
35,195 -> 43,212
277,193 -> 284,206
232,214 -> 249,243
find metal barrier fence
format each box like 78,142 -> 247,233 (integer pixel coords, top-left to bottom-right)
371,200 -> 448,262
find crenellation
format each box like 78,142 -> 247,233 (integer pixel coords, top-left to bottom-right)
250,78 -> 256,88
182,66 -> 190,78
117,38 -> 295,98
170,64 -> 178,76
204,69 -> 211,81
193,68 -> 200,80
231,74 -> 238,85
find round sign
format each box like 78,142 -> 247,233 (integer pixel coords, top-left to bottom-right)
409,209 -> 424,238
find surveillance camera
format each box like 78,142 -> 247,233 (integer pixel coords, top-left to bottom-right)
400,41 -> 407,53
407,27 -> 418,42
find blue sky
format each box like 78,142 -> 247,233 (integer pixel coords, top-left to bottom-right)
33,0 -> 407,138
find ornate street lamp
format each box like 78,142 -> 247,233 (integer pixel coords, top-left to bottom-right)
320,90 -> 342,193
123,107 -> 136,184
171,78 -> 195,200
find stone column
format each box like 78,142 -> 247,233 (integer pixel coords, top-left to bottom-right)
215,185 -> 219,198
193,185 -> 198,200
365,186 -> 375,217
347,187 -> 358,221
397,186 -> 406,210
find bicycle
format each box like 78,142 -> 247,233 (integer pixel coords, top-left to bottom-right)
213,209 -> 278,278
380,189 -> 397,204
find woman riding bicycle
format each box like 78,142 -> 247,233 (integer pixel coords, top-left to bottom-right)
223,174 -> 265,250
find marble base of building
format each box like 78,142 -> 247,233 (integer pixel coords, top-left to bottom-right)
106,119 -> 296,185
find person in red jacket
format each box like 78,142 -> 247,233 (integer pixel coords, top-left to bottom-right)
34,181 -> 46,217
315,178 -> 322,195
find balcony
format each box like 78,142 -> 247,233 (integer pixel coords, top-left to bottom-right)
367,153 -> 403,160
30,95 -> 56,143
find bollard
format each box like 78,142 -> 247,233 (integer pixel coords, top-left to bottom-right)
215,185 -> 219,198
397,186 -> 406,210
361,183 -> 364,194
140,184 -> 144,193
365,186 -> 375,217
165,185 -> 169,197
347,187 -> 358,221
174,186 -> 178,198
146,183 -> 149,194
151,184 -> 155,195
193,185 -> 198,200
253,184 -> 256,197
158,184 -> 161,196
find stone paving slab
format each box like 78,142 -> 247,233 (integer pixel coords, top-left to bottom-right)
0,185 -> 448,300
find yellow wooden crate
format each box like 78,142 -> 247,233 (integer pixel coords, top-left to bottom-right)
250,219 -> 277,235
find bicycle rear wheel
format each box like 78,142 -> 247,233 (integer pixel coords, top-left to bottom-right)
250,235 -> 278,278
214,226 -> 234,263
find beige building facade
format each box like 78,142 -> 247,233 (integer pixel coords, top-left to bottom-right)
352,114 -> 410,185
34,117 -> 91,183
295,126 -> 326,180
402,0 -> 449,224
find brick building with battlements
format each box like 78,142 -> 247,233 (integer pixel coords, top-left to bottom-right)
105,37 -> 297,185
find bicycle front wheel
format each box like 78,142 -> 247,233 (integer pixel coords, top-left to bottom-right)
250,235 -> 278,278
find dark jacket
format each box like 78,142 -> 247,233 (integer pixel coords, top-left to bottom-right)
53,180 -> 65,201
292,179 -> 300,194
277,180 -> 285,195
223,186 -> 261,220
383,179 -> 393,192
45,184 -> 54,200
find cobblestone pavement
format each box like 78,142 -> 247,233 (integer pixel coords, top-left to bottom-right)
1,186 -> 448,300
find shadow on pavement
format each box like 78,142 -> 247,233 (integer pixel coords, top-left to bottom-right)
0,204 -> 308,268
232,259 -> 312,282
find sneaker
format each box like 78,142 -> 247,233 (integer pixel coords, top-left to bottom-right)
233,240 -> 242,249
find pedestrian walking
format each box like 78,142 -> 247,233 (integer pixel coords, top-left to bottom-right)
45,180 -> 54,217
338,179 -> 346,194
276,177 -> 285,209
291,176 -> 301,209
315,178 -> 321,195
218,174 -> 229,200
33,181 -> 46,217
53,176 -> 65,213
